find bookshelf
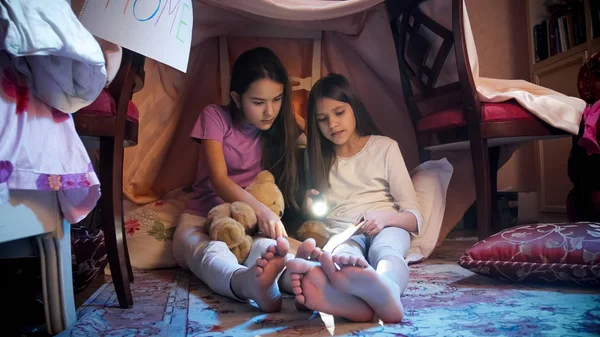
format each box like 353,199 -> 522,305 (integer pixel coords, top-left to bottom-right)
528,0 -> 599,71
526,0 -> 599,215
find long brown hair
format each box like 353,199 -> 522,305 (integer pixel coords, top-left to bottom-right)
228,47 -> 301,209
306,73 -> 381,192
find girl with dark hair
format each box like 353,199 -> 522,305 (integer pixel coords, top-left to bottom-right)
287,73 -> 422,323
173,47 -> 313,313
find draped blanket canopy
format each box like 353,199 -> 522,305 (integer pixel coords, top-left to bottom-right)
118,0 -> 584,237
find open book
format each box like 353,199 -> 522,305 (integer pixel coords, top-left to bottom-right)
322,219 -> 367,253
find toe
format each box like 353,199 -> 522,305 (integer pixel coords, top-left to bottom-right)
286,258 -> 313,274
276,237 -> 290,256
266,244 -> 277,254
310,248 -> 323,260
348,255 -> 359,266
295,294 -> 306,304
339,255 -> 350,266
357,257 -> 369,268
318,251 -> 337,276
332,255 -> 341,265
256,258 -> 268,268
295,238 -> 316,259
262,249 -> 276,260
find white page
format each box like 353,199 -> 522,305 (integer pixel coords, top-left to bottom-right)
79,0 -> 193,73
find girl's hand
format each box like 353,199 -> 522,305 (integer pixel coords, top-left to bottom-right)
256,205 -> 288,239
302,189 -> 321,215
357,210 -> 388,236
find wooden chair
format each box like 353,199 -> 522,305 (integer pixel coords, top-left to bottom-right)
73,48 -> 145,308
387,0 -> 569,240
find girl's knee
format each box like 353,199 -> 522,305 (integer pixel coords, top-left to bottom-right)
368,244 -> 403,264
332,241 -> 365,257
379,226 -> 410,238
205,239 -> 230,251
196,240 -> 231,262
368,228 -> 410,264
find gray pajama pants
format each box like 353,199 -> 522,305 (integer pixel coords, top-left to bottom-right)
331,226 -> 411,292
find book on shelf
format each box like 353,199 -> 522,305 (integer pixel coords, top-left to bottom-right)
591,0 -> 600,40
533,1 -> 586,62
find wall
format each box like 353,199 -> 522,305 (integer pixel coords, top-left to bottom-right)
465,0 -> 538,192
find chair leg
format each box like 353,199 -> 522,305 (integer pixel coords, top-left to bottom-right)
489,147 -> 501,232
99,137 -> 133,308
123,227 -> 134,283
469,138 -> 492,240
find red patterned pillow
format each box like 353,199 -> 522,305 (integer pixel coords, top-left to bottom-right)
458,222 -> 600,285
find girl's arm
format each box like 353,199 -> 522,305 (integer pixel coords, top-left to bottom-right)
369,210 -> 418,232
203,139 -> 287,238
383,141 -> 422,234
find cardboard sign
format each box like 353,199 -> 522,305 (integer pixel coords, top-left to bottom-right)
79,0 -> 193,73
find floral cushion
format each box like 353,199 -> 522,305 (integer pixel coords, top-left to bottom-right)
120,186 -> 194,270
458,222 -> 600,285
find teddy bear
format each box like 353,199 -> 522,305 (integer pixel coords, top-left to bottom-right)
204,170 -> 331,263
295,219 -> 330,249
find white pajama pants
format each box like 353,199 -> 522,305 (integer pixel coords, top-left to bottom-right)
173,212 -> 292,300
331,226 -> 411,291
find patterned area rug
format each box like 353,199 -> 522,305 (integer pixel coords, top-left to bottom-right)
57,255 -> 600,337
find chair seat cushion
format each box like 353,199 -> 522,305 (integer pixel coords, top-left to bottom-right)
76,90 -> 139,122
416,100 -> 535,133
457,222 -> 600,285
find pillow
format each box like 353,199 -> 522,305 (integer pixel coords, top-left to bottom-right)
458,222 -> 600,285
406,158 -> 454,264
120,186 -> 193,270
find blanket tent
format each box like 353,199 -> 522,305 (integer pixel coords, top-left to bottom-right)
71,0 -> 584,265
0,1 -> 590,335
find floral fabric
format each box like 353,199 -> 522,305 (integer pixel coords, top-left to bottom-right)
0,53 -> 100,223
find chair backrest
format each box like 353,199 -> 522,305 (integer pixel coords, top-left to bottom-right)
387,0 -> 480,130
108,48 -> 145,114
108,48 -> 145,146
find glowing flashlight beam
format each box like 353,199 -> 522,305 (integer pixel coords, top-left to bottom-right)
311,201 -> 328,217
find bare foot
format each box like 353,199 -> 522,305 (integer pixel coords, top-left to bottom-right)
279,238 -> 317,298
331,253 -> 370,268
295,238 -> 318,260
319,251 -> 404,323
231,237 -> 289,312
286,257 -> 374,322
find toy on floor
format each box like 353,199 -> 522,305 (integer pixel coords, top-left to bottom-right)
296,219 -> 330,249
203,170 -> 330,262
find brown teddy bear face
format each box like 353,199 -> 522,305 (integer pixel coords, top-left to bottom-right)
256,183 -> 285,217
246,171 -> 285,218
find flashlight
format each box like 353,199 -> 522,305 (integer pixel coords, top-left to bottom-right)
311,194 -> 328,217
